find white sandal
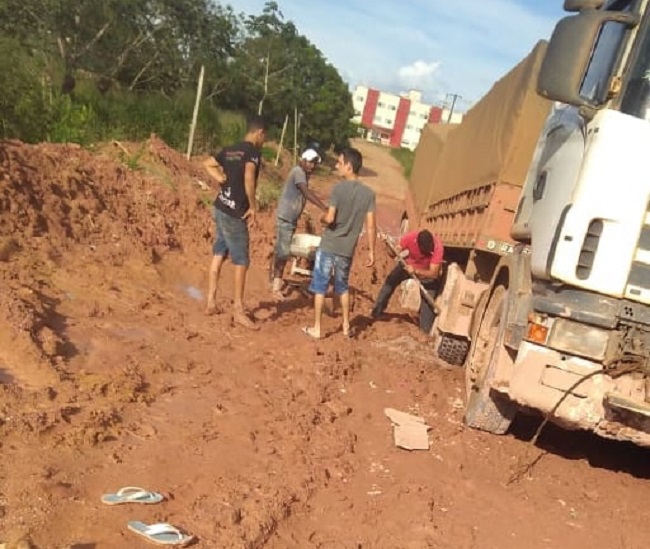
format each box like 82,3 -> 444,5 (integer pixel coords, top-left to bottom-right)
127,521 -> 195,546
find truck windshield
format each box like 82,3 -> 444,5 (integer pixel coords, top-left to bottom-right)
620,10 -> 650,120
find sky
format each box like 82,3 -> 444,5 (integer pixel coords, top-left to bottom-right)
224,0 -> 566,111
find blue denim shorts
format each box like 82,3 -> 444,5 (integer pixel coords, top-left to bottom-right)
309,249 -> 352,295
212,207 -> 250,267
274,218 -> 297,261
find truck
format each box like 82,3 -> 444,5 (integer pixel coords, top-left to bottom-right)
405,0 -> 650,447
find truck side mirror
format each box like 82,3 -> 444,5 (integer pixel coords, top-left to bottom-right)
537,10 -> 639,108
563,0 -> 604,12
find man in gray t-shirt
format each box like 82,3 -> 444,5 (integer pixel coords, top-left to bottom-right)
302,147 -> 376,339
271,148 -> 327,297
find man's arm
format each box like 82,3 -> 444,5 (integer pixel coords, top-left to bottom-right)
321,205 -> 337,226
242,161 -> 257,221
203,157 -> 226,184
297,183 -> 327,211
321,184 -> 338,226
410,263 -> 442,279
365,211 -> 377,267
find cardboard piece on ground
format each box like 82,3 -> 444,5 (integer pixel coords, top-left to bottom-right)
384,408 -> 430,451
384,408 -> 428,426
394,422 -> 430,451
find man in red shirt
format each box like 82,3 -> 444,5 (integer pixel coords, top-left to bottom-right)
371,229 -> 444,331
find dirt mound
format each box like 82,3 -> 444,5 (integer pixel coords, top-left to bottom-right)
0,138 -> 215,256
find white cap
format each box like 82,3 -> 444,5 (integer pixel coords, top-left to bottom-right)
301,148 -> 321,163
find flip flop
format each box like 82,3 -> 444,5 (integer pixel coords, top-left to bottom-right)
301,326 -> 321,339
127,521 -> 195,546
101,486 -> 164,506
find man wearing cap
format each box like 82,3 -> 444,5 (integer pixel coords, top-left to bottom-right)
270,148 -> 328,298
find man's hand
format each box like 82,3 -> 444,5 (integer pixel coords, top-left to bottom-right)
405,264 -> 415,275
242,208 -> 257,227
203,157 -> 226,184
365,251 -> 375,268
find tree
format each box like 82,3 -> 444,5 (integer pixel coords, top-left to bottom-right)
221,1 -> 354,148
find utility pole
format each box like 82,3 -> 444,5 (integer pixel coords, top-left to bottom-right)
186,65 -> 205,160
445,93 -> 461,123
275,114 -> 289,166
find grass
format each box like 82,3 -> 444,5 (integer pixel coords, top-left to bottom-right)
121,142 -> 147,171
257,179 -> 283,211
390,147 -> 416,178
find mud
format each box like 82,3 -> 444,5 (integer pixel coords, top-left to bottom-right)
0,137 -> 648,548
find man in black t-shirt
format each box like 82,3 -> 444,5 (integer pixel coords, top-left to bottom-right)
203,115 -> 266,330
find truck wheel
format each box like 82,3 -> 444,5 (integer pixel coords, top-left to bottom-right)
464,285 -> 516,434
437,334 -> 470,366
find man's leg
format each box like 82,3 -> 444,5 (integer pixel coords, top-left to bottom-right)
271,255 -> 288,297
418,280 -> 439,333
206,208 -> 228,315
225,215 -> 258,330
333,255 -> 353,336
206,254 -> 225,314
271,220 -> 295,297
340,292 -> 350,336
305,249 -> 332,339
312,292 -> 325,338
371,264 -> 409,318
232,264 -> 258,329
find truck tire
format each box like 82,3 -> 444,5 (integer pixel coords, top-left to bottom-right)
464,285 -> 517,434
437,334 -> 470,366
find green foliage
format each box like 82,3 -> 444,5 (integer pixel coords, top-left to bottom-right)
216,111 -> 247,147
0,37 -> 51,141
48,94 -> 96,144
391,148 -> 416,178
121,142 -> 147,171
257,180 -> 283,211
261,146 -> 276,161
0,0 -> 354,151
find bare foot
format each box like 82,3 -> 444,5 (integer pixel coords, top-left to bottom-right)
205,302 -> 221,315
301,326 -> 321,339
233,310 -> 259,331
271,289 -> 286,301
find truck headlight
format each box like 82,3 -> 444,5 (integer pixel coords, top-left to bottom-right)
547,318 -> 609,361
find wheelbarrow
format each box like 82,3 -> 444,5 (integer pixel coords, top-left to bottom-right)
289,233 -> 321,277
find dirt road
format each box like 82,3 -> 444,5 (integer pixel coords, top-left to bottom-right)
0,138 -> 648,549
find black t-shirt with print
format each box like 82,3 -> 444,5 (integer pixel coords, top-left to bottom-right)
213,141 -> 261,219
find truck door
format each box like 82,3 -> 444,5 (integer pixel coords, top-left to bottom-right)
525,106 -> 585,280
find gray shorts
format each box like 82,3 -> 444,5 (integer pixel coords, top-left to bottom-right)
274,218 -> 297,261
212,207 -> 250,267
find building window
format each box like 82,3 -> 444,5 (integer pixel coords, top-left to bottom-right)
356,96 -> 365,102
385,118 -> 392,125
378,102 -> 385,108
389,105 -> 397,111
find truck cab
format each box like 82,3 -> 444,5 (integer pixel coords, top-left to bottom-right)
465,0 -> 650,446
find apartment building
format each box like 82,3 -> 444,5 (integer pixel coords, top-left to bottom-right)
352,86 -> 463,150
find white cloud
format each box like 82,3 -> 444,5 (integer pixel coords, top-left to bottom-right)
226,0 -> 565,109
398,61 -> 441,91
